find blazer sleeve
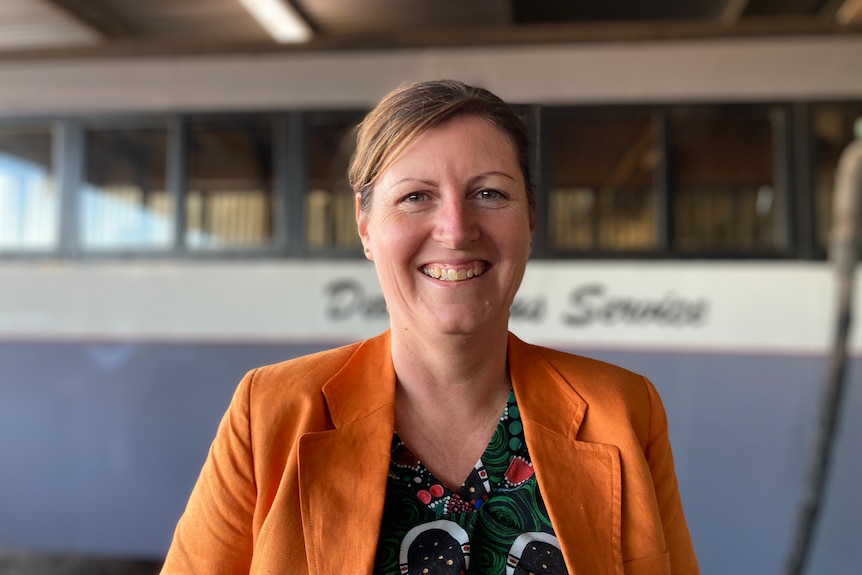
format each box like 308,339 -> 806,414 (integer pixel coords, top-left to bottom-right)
160,370 -> 258,574
644,377 -> 700,574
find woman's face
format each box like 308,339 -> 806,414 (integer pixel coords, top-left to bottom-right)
357,115 -> 533,338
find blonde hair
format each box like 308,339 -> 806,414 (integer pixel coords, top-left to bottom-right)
349,79 -> 535,223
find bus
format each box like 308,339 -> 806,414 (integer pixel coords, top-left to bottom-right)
1,36 -> 861,574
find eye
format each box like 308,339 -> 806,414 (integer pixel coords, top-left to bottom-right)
476,188 -> 504,200
401,191 -> 428,203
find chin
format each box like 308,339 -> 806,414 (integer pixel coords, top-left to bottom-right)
428,312 -> 506,338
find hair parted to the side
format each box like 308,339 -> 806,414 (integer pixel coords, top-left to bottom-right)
349,79 -> 535,226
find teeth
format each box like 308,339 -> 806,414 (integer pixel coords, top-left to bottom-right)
423,263 -> 486,282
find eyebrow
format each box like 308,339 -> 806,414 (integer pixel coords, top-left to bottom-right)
390,170 -> 517,188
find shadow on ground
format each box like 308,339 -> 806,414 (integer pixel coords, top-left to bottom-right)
0,555 -> 162,575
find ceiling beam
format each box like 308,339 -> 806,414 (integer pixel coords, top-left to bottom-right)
821,0 -> 849,21
720,0 -> 751,26
0,0 -> 101,50
46,0 -> 134,38
836,0 -> 862,25
0,14 -> 858,61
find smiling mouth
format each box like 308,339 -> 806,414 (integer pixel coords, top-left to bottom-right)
422,263 -> 488,282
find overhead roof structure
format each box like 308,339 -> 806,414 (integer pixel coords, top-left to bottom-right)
0,0 -> 860,59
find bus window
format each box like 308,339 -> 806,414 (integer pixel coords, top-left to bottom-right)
670,106 -> 785,254
186,119 -> 275,250
812,103 -> 862,255
81,127 -> 171,250
547,108 -> 658,253
304,113 -> 363,251
0,126 -> 57,252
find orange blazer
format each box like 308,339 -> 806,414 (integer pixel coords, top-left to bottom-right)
161,331 -> 699,575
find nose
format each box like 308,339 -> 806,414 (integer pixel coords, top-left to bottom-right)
432,195 -> 479,248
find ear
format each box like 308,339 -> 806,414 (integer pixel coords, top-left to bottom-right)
356,192 -> 372,260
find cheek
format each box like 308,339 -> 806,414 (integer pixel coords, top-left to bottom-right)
505,222 -> 533,251
372,212 -> 420,246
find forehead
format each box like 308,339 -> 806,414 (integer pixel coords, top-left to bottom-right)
379,116 -> 520,177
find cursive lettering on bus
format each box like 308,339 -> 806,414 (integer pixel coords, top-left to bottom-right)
325,279 -> 545,322
562,283 -> 708,327
325,280 -> 388,319
324,278 -> 708,327
510,296 -> 546,322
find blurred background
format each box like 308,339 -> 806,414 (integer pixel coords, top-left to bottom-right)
1,1 -> 861,574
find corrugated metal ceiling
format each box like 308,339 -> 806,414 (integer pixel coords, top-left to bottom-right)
0,0 -> 859,59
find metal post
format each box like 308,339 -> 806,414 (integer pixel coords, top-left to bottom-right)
785,119 -> 862,575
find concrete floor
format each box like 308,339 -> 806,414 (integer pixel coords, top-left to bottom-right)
0,555 -> 162,575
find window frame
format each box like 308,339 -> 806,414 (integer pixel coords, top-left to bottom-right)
1,100 -> 853,262
0,117 -> 63,259
300,108 -> 368,259
533,102 -> 799,260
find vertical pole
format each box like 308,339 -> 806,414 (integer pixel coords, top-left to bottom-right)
785,121 -> 862,575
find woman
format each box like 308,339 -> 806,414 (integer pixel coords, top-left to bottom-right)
161,80 -> 699,575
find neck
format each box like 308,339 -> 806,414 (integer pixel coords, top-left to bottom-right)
388,327 -> 512,488
390,327 -> 510,410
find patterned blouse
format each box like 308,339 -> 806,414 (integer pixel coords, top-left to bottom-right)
373,390 -> 569,575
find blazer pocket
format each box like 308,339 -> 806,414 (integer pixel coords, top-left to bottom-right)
623,550 -> 671,575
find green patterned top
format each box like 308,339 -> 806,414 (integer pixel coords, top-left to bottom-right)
373,390 -> 569,575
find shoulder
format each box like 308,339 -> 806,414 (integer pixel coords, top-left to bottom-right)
217,336 -> 387,460
510,335 -> 657,436
231,338 -> 370,425
513,335 -> 651,400
531,343 -> 641,381
251,340 -> 365,392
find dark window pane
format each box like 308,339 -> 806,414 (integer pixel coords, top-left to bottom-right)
305,114 -> 363,250
547,109 -> 658,251
0,127 -> 57,250
670,107 -> 784,252
186,120 -> 275,249
81,127 -> 171,250
812,103 -> 862,253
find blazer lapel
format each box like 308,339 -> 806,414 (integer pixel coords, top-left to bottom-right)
298,332 -> 396,575
509,334 -> 624,575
